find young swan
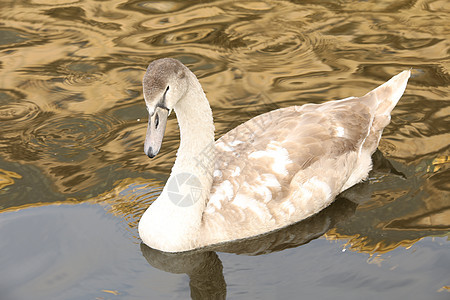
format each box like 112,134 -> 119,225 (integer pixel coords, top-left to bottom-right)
138,58 -> 410,253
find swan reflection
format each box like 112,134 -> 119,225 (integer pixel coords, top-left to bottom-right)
141,195 -> 357,299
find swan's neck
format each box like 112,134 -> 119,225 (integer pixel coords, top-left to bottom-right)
139,73 -> 215,252
172,76 -> 215,178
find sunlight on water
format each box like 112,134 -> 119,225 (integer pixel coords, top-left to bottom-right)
0,0 -> 448,299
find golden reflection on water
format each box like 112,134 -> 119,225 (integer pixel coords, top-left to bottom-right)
0,168 -> 21,190
0,0 -> 449,255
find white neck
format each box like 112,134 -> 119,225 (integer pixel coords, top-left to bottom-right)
139,72 -> 215,252
172,74 -> 215,177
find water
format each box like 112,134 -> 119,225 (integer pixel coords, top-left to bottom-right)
0,0 -> 449,299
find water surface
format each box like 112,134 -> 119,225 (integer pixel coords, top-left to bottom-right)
0,0 -> 449,299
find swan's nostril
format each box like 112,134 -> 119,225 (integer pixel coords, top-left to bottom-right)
145,146 -> 156,158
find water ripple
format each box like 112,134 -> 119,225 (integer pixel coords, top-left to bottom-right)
0,89 -> 41,132
0,0 -> 448,260
0,101 -> 40,123
23,114 -> 119,161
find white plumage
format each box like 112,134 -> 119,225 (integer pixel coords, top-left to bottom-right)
138,58 -> 410,252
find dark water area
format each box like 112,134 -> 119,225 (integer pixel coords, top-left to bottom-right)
0,0 -> 449,299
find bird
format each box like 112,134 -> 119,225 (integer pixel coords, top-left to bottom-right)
138,58 -> 410,253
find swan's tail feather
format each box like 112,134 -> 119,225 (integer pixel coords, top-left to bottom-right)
362,70 -> 411,153
370,70 -> 411,118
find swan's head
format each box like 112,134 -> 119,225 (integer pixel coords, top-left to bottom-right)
142,58 -> 189,158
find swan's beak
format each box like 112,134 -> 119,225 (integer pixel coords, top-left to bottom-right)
144,106 -> 169,158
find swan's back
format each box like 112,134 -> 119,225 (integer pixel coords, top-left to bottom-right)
201,71 -> 410,245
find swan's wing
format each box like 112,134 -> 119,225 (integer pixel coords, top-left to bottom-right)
200,71 -> 410,245
202,98 -> 375,241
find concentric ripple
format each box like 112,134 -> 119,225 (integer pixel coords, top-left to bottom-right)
0,92 -> 41,132
0,101 -> 40,123
61,62 -> 104,86
24,114 -> 118,161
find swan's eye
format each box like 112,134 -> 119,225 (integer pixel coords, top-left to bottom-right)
155,113 -> 159,129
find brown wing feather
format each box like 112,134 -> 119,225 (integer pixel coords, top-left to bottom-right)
201,98 -> 375,242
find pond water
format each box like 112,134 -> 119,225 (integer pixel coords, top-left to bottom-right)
0,0 -> 449,299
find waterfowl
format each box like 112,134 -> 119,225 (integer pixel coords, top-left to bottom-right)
138,58 -> 410,253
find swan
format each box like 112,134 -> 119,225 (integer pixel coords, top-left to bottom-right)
138,58 -> 410,253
